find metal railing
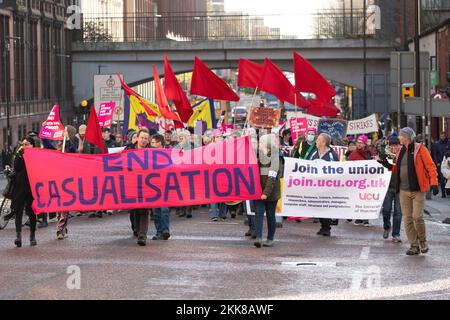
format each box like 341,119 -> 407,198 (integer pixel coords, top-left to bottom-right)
78,11 -> 387,43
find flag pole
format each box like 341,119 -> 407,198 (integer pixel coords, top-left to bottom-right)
243,87 -> 258,131
62,126 -> 68,153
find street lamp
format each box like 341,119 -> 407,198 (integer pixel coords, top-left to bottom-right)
2,35 -> 21,153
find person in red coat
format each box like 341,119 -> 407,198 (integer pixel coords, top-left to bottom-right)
349,134 -> 372,161
349,135 -> 372,226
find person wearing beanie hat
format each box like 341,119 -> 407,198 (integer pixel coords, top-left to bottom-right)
349,134 -> 373,226
399,127 -> 416,141
395,127 -> 438,255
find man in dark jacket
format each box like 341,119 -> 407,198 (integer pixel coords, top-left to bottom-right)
102,127 -> 117,149
432,132 -> 450,198
130,128 -> 151,246
377,137 -> 402,243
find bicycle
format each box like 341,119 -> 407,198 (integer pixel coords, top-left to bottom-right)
0,197 -> 31,230
0,197 -> 12,230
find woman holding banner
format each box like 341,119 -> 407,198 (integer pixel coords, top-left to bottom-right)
254,134 -> 281,248
10,137 -> 38,247
308,133 -> 339,237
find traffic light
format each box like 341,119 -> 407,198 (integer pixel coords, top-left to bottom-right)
401,84 -> 415,104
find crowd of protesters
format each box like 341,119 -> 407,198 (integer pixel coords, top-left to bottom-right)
1,119 -> 448,255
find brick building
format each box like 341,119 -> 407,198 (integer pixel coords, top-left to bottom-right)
0,0 -> 75,152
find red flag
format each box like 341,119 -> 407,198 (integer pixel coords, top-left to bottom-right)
259,58 -> 309,108
116,73 -> 158,117
153,65 -> 181,122
85,107 -> 107,154
237,59 -> 263,89
190,56 -> 240,102
306,99 -> 340,117
294,52 -> 336,103
164,55 -> 193,123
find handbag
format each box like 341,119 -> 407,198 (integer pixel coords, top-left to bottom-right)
2,171 -> 16,199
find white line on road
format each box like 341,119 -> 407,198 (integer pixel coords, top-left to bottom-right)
359,247 -> 370,260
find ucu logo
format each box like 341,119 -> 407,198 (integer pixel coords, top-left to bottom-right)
359,193 -> 380,201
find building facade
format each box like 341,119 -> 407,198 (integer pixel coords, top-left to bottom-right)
0,0 -> 75,152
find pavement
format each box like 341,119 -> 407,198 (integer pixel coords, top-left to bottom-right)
0,176 -> 450,300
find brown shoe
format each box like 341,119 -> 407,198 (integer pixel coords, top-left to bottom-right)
419,241 -> 429,254
406,246 -> 420,256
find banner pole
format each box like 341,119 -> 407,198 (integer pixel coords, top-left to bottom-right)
62,126 -> 68,153
243,87 -> 258,132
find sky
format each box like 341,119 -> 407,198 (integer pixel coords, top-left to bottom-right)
224,0 -> 334,37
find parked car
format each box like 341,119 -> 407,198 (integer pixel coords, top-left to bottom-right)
231,106 -> 248,123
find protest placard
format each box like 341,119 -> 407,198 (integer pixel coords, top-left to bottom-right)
98,102 -> 116,128
38,105 -> 65,140
248,107 -> 281,128
289,117 -> 308,141
347,114 -> 379,135
318,119 -> 348,140
282,158 -> 391,219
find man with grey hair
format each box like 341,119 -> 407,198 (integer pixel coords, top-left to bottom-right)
395,127 -> 438,255
308,133 -> 339,236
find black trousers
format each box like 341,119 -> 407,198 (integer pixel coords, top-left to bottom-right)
12,193 -> 36,233
130,209 -> 149,238
320,218 -> 332,232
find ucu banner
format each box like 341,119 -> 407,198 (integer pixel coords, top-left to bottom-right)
282,158 -> 391,219
24,136 -> 262,214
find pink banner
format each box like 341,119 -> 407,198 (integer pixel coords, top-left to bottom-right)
23,136 -> 262,213
38,105 -> 65,140
98,102 -> 116,128
289,117 -> 308,142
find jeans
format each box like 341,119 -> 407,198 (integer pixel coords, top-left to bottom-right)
254,200 -> 277,241
382,189 -> 402,237
154,207 -> 170,235
210,203 -> 227,218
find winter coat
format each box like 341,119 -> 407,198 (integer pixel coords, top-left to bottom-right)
394,143 -> 438,193
11,149 -> 32,201
349,146 -> 372,161
308,147 -> 339,162
432,139 -> 450,164
292,141 -> 317,160
259,154 -> 281,202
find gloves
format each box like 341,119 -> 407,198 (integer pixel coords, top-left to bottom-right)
431,185 -> 439,196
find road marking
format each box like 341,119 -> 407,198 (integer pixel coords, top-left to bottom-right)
359,247 -> 370,260
267,277 -> 450,300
